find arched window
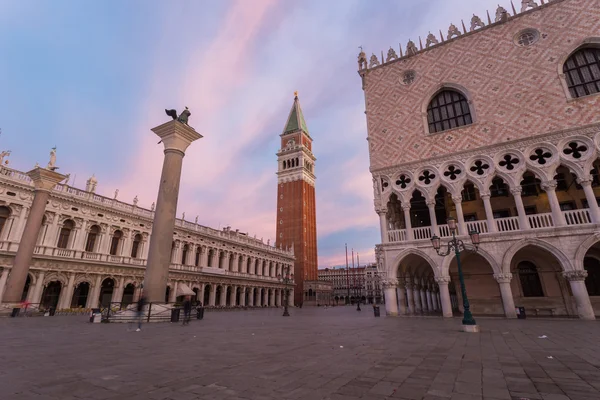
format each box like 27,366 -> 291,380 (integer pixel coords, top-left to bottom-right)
517,261 -> 544,297
427,90 -> 472,133
130,234 -> 142,258
0,206 -> 11,239
57,220 -> 74,249
181,244 -> 189,265
584,257 -> 600,296
563,47 -> 600,98
109,230 -> 122,255
85,225 -> 100,252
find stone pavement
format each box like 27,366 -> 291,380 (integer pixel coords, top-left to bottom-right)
1,307 -> 599,400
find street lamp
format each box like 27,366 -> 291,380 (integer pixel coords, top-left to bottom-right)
430,216 -> 481,330
277,266 -> 294,317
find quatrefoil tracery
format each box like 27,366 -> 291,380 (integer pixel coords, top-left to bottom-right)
418,170 -> 436,185
498,154 -> 520,171
470,160 -> 490,176
563,142 -> 588,159
443,165 -> 462,180
396,174 -> 412,189
380,178 -> 390,189
529,148 -> 552,165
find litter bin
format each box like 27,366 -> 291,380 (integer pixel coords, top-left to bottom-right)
49,307 -> 56,316
171,308 -> 181,322
90,308 -> 102,323
11,308 -> 20,317
196,307 -> 204,320
373,305 -> 381,317
516,306 -> 526,319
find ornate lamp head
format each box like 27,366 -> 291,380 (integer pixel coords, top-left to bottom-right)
431,235 -> 441,251
469,230 -> 480,249
447,216 -> 457,232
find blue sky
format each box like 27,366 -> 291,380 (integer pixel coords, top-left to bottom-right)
0,0 -> 503,267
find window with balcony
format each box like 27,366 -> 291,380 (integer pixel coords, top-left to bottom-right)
109,230 -> 122,256
0,206 -> 11,239
517,261 -> 544,297
57,220 -> 74,249
85,225 -> 100,252
584,257 -> 600,296
131,234 -> 142,258
490,178 -> 509,197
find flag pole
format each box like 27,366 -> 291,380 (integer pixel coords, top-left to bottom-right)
345,243 -> 350,303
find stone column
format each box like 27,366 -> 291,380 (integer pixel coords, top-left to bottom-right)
248,288 -> 254,306
541,181 -> 567,227
111,276 -> 125,305
413,283 -> 422,313
378,209 -> 388,243
2,168 -> 65,304
89,275 -> 103,308
579,179 -> 600,223
511,188 -> 531,230
480,193 -> 497,233
263,288 -> 268,306
74,220 -> 88,251
58,273 -> 76,309
405,283 -> 415,314
30,272 -> 46,304
432,289 -> 439,311
208,285 -> 216,306
278,289 -> 283,307
211,251 -> 219,269
221,286 -> 229,306
143,120 -> 202,302
198,283 -> 205,303
426,289 -> 434,311
0,268 -> 9,304
451,196 -> 467,235
269,289 -> 275,306
169,282 -> 178,302
288,289 -> 294,307
402,203 -> 414,241
426,200 -> 438,236
383,281 -> 398,316
396,282 -> 407,315
9,205 -> 28,242
564,270 -> 595,320
435,276 -> 453,318
44,213 -> 60,247
494,273 -> 517,318
420,287 -> 428,312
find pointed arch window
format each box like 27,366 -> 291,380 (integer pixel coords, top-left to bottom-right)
518,261 -> 544,297
563,47 -> 600,98
427,90 -> 472,133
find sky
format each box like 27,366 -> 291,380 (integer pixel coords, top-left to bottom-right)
0,0 -> 505,267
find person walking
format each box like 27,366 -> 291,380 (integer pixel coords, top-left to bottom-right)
136,294 -> 146,332
182,296 -> 192,325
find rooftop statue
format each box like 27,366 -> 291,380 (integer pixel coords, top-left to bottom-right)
165,107 -> 191,126
47,147 -> 58,171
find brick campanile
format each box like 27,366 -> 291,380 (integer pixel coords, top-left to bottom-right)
275,93 -> 318,306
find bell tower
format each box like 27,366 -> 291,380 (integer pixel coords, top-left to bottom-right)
275,92 -> 318,306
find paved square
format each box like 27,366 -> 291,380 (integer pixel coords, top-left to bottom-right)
1,307 -> 599,400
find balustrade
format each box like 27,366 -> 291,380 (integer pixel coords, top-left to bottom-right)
495,216 -> 520,232
564,209 -> 591,225
412,226 -> 432,240
528,212 -> 553,229
388,229 -> 406,242
466,220 -> 488,234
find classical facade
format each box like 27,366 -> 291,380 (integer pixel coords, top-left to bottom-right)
318,265 -> 384,304
0,164 -> 295,311
275,93 -> 318,305
360,0 -> 600,319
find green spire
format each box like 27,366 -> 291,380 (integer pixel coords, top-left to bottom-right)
283,93 -> 309,135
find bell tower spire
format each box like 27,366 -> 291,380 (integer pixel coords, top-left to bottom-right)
275,92 -> 318,306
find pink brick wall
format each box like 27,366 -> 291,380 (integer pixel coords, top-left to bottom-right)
363,0 -> 600,172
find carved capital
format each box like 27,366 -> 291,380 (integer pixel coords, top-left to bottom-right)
381,279 -> 397,289
435,276 -> 451,285
510,187 -> 523,196
401,203 -> 411,211
425,200 -> 436,207
375,207 -> 388,215
540,180 -> 557,192
563,270 -> 588,281
577,177 -> 593,187
493,273 -> 513,283
451,196 -> 463,204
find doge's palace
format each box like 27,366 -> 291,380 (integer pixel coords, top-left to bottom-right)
0,162 -> 295,311
360,0 -> 600,320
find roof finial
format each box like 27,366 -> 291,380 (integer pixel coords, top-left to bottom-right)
294,91 -> 298,98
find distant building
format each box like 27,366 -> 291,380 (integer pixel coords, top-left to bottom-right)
318,263 -> 383,304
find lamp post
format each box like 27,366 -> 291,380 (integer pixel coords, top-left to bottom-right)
430,216 -> 481,332
277,265 -> 294,317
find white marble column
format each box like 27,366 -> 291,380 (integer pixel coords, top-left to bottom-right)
435,276 -> 453,318
383,281 -> 398,316
420,287 -> 428,312
511,188 -> 531,230
241,255 -> 248,273
120,231 -> 132,257
9,205 -> 28,242
426,289 -> 434,312
0,268 -> 9,304
30,272 -> 46,304
209,285 -> 216,306
200,246 -> 209,267
89,275 -> 102,308
402,204 -> 414,241
262,288 -> 268,306
169,281 -> 178,302
44,214 -> 60,247
413,284 -> 422,313
451,196 -> 467,235
277,289 -> 282,307
111,277 -> 125,305
432,289 -> 440,311
480,193 -> 497,233
270,289 -> 275,306
396,282 -> 407,315
542,181 -> 567,227
494,273 -> 517,318
248,288 -> 254,306
378,209 -> 388,243
426,200 -> 438,236
579,179 -> 600,223
58,273 -> 76,309
564,270 -> 595,320
75,221 -> 88,251
405,283 -> 415,314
